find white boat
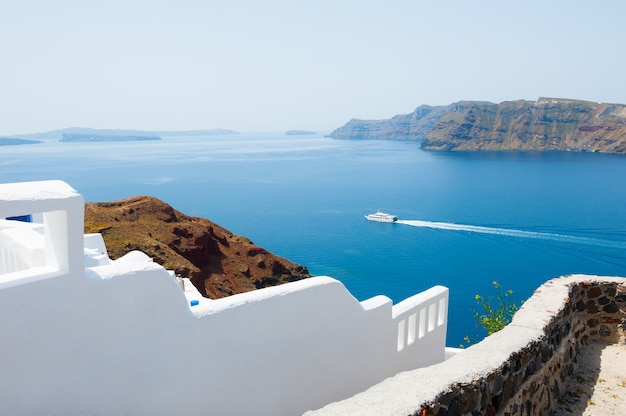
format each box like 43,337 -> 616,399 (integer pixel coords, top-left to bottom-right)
365,211 -> 398,223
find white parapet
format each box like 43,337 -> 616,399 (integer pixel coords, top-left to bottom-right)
0,180 -> 449,416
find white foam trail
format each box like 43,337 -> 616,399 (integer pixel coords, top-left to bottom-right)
397,220 -> 626,250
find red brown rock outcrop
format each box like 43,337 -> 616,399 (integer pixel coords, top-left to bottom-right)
84,196 -> 311,298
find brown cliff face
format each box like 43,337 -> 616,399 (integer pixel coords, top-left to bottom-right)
329,98 -> 626,155
423,98 -> 626,153
84,196 -> 311,298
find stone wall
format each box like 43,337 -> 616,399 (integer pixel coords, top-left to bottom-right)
433,278 -> 626,416
306,275 -> 626,416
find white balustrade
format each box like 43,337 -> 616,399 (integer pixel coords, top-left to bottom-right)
392,285 -> 449,369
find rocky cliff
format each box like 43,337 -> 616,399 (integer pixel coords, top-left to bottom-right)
329,98 -> 626,154
329,104 -> 452,141
84,196 -> 311,298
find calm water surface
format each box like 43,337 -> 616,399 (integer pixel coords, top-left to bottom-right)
2,133 -> 625,345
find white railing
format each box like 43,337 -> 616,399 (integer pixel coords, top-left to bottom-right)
392,285 -> 448,367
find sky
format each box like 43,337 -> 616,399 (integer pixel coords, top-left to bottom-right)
1,0 -> 625,135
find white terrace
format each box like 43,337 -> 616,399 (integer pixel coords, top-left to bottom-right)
0,180 -> 450,416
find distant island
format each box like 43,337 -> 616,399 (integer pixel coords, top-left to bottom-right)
0,137 -> 42,146
61,133 -> 161,142
12,127 -> 240,142
329,98 -> 626,155
285,130 -> 316,136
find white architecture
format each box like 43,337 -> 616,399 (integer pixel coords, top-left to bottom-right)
0,180 -> 449,416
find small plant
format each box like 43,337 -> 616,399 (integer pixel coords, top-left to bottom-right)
461,281 -> 520,348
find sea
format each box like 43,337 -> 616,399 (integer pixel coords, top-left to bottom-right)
2,133 -> 625,346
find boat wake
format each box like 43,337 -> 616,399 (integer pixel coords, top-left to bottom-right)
396,219 -> 626,250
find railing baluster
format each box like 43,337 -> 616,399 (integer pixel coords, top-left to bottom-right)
397,319 -> 406,351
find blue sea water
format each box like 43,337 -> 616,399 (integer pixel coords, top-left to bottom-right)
2,133 -> 625,346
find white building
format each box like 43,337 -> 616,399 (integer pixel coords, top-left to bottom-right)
0,180 -> 449,416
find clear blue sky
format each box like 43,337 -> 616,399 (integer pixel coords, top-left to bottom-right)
1,0 -> 624,134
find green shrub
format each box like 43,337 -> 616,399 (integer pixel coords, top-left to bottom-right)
461,281 -> 520,348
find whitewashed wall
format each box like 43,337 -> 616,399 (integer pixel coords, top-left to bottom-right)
0,181 -> 448,416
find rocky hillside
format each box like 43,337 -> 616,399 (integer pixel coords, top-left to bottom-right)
329,104 -> 453,141
84,196 -> 311,299
329,98 -> 626,154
